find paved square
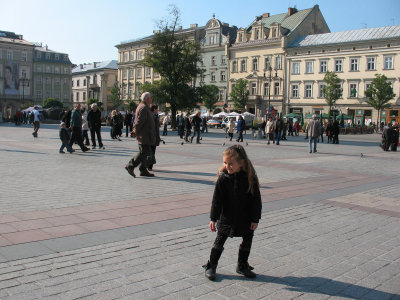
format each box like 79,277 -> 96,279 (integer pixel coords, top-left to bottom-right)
0,123 -> 399,299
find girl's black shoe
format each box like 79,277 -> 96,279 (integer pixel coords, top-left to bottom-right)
203,261 -> 217,281
236,262 -> 256,278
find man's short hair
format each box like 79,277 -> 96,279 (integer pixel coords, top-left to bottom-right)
150,105 -> 158,112
141,92 -> 151,102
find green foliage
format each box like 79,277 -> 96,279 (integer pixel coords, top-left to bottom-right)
142,5 -> 203,128
21,102 -> 34,110
110,82 -> 123,109
42,98 -> 63,108
230,79 -> 249,111
365,74 -> 396,129
125,99 -> 137,112
322,71 -> 342,118
87,98 -> 103,110
198,84 -> 219,110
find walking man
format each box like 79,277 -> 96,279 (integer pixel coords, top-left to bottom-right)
125,92 -> 156,178
124,110 -> 133,137
31,106 -> 41,137
69,104 -> 90,152
306,114 -> 321,153
87,103 -> 104,149
190,111 -> 202,144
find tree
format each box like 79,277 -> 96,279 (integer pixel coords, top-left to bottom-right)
42,98 -> 63,108
365,74 -> 396,131
143,5 -> 203,128
230,79 -> 249,111
125,99 -> 137,112
110,82 -> 123,109
87,98 -> 103,110
198,84 -> 219,111
322,71 -> 342,118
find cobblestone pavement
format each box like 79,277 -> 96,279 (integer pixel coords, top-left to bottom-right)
0,123 -> 399,299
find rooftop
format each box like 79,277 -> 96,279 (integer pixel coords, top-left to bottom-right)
72,60 -> 118,73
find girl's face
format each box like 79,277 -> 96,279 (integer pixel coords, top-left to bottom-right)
223,155 -> 243,174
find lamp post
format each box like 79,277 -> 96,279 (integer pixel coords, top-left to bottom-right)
19,76 -> 29,104
264,66 -> 278,118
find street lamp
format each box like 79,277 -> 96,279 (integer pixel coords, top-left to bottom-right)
264,66 -> 278,118
19,76 -> 29,103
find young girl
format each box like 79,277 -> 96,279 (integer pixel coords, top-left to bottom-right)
203,145 -> 262,281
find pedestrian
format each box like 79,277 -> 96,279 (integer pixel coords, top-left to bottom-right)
306,114 -> 321,153
381,123 -> 393,151
203,144 -> 262,281
184,112 -> 192,142
326,120 -> 333,143
332,119 -> 340,144
274,116 -> 283,145
31,106 -> 41,138
59,122 -> 74,153
190,111 -> 202,144
288,120 -> 294,136
227,118 -> 235,141
266,116 -> 275,145
281,119 -> 287,140
236,115 -> 245,142
202,116 -> 208,133
69,104 -> 90,152
110,110 -> 119,140
148,105 -> 161,171
124,110 -> 133,137
319,121 -> 324,143
162,114 -> 169,136
391,122 -> 399,151
81,108 -> 90,146
177,113 -> 184,138
87,103 -> 104,149
125,92 -> 156,178
295,121 -> 300,136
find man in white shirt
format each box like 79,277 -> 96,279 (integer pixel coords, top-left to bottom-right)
32,106 -> 41,138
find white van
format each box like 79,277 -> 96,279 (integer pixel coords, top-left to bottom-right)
221,114 -> 254,129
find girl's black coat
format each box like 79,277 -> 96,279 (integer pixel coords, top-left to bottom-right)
210,171 -> 262,236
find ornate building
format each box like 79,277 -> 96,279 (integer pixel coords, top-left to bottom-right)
227,5 -> 330,116
71,60 -> 118,113
33,44 -> 72,107
0,31 -> 34,118
286,25 -> 400,125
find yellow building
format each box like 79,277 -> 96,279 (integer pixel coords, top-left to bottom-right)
286,25 -> 400,125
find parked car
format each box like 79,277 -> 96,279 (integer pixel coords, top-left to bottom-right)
207,119 -> 222,128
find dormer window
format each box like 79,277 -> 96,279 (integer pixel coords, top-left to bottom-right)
238,33 -> 243,42
255,29 -> 260,40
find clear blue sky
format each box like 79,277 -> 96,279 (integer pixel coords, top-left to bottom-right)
1,0 -> 399,65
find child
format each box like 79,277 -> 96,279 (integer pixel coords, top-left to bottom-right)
227,118 -> 235,141
59,122 -> 74,153
203,145 -> 262,281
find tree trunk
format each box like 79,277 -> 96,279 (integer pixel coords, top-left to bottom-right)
170,104 -> 177,130
377,109 -> 381,133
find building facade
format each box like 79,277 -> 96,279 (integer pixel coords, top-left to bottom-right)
0,31 -> 34,118
286,25 -> 400,125
33,44 -> 72,107
199,16 -> 237,107
227,5 -> 330,116
116,25 -> 205,103
71,60 -> 118,113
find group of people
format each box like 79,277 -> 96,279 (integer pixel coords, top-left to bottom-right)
380,122 -> 399,151
176,111 -> 203,144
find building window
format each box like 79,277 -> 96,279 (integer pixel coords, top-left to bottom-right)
46,53 -> 50,60
123,52 -> 128,62
71,80 -> 74,87
76,92 -> 79,101
55,54 -> 59,60
367,57 -> 375,70
238,33 -> 243,42
220,71 -> 226,81
240,59 -> 246,72
83,79 -> 86,86
350,58 -> 359,71
137,68 -> 142,78
46,66 -> 51,73
7,50 -> 12,60
221,55 -> 226,65
145,67 -> 151,77
37,77 -> 42,84
275,56 -> 281,69
320,60 -> 327,73
55,67 -> 60,74
305,61 -> 313,74
64,67 -> 69,74
335,59 -> 343,72
21,52 -> 27,62
211,72 -> 216,82
83,92 -> 86,101
137,51 -> 143,60
264,82 -> 269,96
122,69 -> 127,79
349,83 -> 357,97
232,61 -> 237,72
292,62 -> 300,74
129,85 -> 133,98
154,72 -> 159,78
210,35 -> 216,45
219,89 -> 225,100
305,84 -> 312,98
64,55 -> 68,61
265,56 -> 271,70
36,52 -> 41,59
252,58 -> 258,71
274,82 -> 280,95
211,56 -> 216,66
55,77 -> 60,85
291,84 -> 298,98
319,84 -> 326,98
129,52 -> 134,61
129,68 -> 134,78
76,79 -> 80,87
251,83 -> 257,95
384,56 -> 393,69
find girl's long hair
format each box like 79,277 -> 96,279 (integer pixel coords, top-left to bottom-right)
218,144 -> 259,195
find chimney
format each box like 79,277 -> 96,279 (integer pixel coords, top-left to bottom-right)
178,26 -> 183,31
222,23 -> 229,27
18,35 -> 23,40
288,7 -> 297,16
190,24 -> 198,28
93,62 -> 97,68
262,13 -> 270,18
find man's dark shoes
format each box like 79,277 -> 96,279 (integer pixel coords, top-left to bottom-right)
140,170 -> 154,177
203,261 -> 217,281
125,166 -> 136,178
82,147 -> 90,152
236,262 -> 256,278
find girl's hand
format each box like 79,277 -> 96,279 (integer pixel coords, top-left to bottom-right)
250,222 -> 258,231
209,221 -> 216,232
